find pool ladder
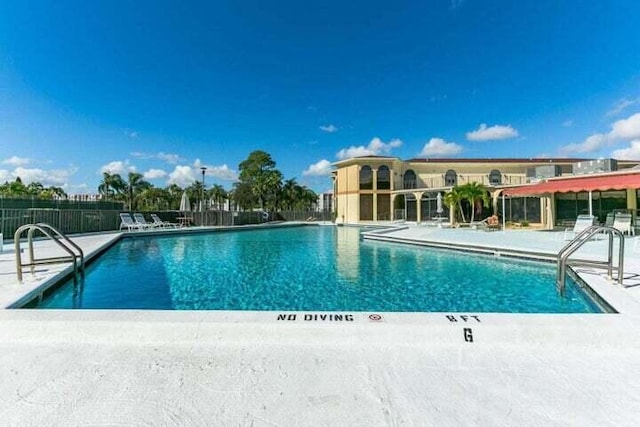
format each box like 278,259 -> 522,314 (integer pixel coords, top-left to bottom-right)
14,223 -> 85,284
557,225 -> 624,296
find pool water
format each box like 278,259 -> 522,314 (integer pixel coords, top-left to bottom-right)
30,226 -> 602,313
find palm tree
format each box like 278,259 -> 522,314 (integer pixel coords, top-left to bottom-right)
124,172 -> 151,211
280,178 -> 298,210
253,170 -> 283,210
187,181 -> 205,210
459,182 -> 490,223
98,172 -> 125,200
209,184 -> 227,211
444,186 -> 466,223
166,184 -> 183,209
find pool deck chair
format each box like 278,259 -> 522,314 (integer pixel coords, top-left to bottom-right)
563,214 -> 595,240
613,213 -> 634,235
133,213 -> 157,229
119,213 -> 144,231
150,214 -> 179,228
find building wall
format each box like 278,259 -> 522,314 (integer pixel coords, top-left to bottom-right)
333,157 -> 640,225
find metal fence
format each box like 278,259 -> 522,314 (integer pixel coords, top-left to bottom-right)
1,209 -> 334,241
0,196 -> 124,211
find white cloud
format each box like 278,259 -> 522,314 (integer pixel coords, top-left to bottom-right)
562,120 -> 574,128
0,169 -> 12,182
191,159 -> 237,180
418,138 -> 463,157
208,164 -> 238,181
559,133 -> 608,154
612,140 -> 640,160
609,113 -> 640,140
143,169 -> 168,180
303,159 -> 332,176
466,124 -> 519,141
130,151 -> 182,164
168,165 -> 197,187
2,156 -> 31,166
319,124 -> 338,133
157,152 -> 181,164
11,166 -> 79,186
560,112 -> 640,155
100,160 -> 136,175
124,130 -> 138,138
606,98 -> 640,117
336,137 -> 402,160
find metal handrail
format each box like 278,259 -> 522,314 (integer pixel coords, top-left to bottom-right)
557,225 -> 624,296
14,223 -> 85,284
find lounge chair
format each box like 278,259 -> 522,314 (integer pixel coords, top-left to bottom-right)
473,215 -> 501,232
119,213 -> 144,231
604,212 -> 615,228
150,214 -> 179,228
132,213 -> 156,229
563,214 -> 595,240
613,213 -> 634,235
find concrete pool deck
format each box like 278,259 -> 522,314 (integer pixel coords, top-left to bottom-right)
1,225 -> 640,426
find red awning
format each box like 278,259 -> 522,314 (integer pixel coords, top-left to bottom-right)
504,173 -> 640,196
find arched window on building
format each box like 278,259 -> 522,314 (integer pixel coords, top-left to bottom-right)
403,170 -> 416,189
377,165 -> 391,190
359,165 -> 373,190
489,169 -> 502,185
445,169 -> 457,186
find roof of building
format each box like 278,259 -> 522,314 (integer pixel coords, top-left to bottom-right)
504,169 -> 640,196
405,157 -> 590,164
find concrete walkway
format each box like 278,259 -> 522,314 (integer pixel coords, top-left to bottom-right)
1,226 -> 639,426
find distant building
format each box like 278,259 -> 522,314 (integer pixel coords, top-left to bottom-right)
317,191 -> 333,212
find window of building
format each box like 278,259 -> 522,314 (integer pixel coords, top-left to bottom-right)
359,166 -> 373,190
377,194 -> 391,220
359,194 -> 373,220
403,170 -> 416,189
377,166 -> 391,190
445,169 -> 457,186
489,169 -> 502,185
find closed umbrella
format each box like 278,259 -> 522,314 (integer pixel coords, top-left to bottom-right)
179,191 -> 191,212
436,192 -> 443,215
179,191 -> 192,226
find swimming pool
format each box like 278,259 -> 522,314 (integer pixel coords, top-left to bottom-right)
28,226 -> 603,313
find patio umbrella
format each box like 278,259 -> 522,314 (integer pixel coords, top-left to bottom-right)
179,191 -> 191,212
436,192 -> 443,215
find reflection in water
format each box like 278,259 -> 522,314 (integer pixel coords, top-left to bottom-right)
335,226 -> 361,281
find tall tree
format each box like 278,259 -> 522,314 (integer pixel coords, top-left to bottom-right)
230,182 -> 255,211
238,150 -> 283,210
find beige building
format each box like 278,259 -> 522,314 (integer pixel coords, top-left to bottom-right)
332,156 -> 640,228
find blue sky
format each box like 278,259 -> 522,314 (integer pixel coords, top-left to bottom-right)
2,0 -> 640,193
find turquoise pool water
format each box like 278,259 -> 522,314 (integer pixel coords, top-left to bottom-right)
30,226 -> 602,313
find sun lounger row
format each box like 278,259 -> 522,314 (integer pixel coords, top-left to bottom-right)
563,212 -> 634,240
119,213 -> 180,231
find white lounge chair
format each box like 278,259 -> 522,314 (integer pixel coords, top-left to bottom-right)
563,214 -> 595,240
119,213 -> 143,231
613,213 -> 634,235
132,213 -> 157,229
150,214 -> 179,228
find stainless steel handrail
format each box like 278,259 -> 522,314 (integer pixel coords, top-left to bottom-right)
14,223 -> 85,284
557,225 -> 624,296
